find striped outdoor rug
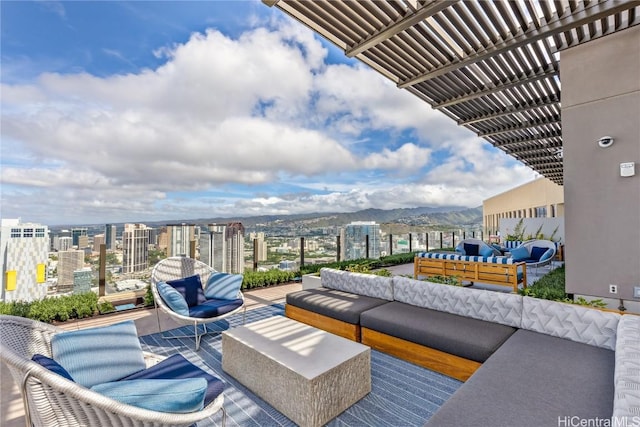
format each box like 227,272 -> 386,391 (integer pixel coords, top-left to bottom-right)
139,305 -> 461,427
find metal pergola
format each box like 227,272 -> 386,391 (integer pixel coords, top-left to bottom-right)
264,0 -> 640,185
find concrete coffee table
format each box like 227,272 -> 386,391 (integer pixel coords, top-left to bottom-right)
222,316 -> 371,427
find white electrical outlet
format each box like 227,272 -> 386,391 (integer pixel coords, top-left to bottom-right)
609,284 -> 618,294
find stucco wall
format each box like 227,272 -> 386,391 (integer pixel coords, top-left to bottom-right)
562,26 -> 640,300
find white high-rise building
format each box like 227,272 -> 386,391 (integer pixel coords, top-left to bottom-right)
0,219 -> 49,302
202,223 -> 245,273
57,236 -> 73,251
122,223 -> 151,273
248,232 -> 268,262
200,225 -> 227,272
167,223 -> 195,257
340,221 -> 381,261
57,250 -> 85,293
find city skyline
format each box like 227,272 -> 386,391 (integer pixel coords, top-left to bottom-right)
1,1 -> 537,226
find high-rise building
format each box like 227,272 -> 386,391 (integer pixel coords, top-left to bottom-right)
93,234 -> 105,253
200,225 -> 227,272
0,219 -> 49,303
73,267 -> 94,294
54,236 -> 73,252
167,223 -> 195,257
105,224 -> 117,250
248,232 -> 268,262
57,250 -> 85,293
226,222 -> 245,274
340,221 -> 380,261
122,223 -> 150,273
71,227 -> 88,247
201,223 -> 244,273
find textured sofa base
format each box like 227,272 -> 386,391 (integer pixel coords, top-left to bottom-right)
361,328 -> 481,381
425,329 -> 615,427
285,304 -> 361,341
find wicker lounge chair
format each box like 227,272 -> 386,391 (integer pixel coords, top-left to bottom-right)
511,239 -> 557,274
0,315 -> 226,427
151,256 -> 246,351
455,238 -> 501,257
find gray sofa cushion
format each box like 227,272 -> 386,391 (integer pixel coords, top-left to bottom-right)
320,268 -> 394,300
425,329 -> 615,427
360,301 -> 516,363
286,287 -> 390,324
522,296 -> 620,350
613,314 -> 640,424
393,276 -> 522,328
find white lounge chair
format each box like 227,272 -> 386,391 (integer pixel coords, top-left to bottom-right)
0,314 -> 226,427
455,238 -> 501,257
511,239 -> 558,274
151,256 -> 246,350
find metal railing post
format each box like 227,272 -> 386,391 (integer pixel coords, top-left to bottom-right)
365,235 -> 370,259
389,234 -> 393,256
99,244 -> 106,297
300,237 -> 305,267
253,239 -> 258,272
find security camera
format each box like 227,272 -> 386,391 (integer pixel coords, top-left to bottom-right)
598,136 -> 614,148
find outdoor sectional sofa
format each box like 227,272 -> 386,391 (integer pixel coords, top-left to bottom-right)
285,268 -> 640,426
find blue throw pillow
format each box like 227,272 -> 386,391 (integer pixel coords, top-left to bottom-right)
463,243 -> 479,256
204,273 -> 243,300
479,245 -> 495,258
510,246 -> 530,262
32,354 -> 75,382
91,378 -> 207,413
539,248 -> 555,262
530,246 -> 548,261
167,275 -> 206,307
157,282 -> 189,316
51,320 -> 146,388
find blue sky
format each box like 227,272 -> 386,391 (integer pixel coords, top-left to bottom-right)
1,1 -> 535,225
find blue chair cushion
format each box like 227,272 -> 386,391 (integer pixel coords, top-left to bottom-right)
205,273 -> 243,300
91,378 -> 207,413
157,282 -> 189,316
120,353 -> 224,406
167,275 -> 206,307
530,246 -> 548,262
32,354 -> 75,382
510,246 -> 530,262
189,298 -> 244,319
479,244 -> 495,258
539,248 -> 555,262
51,320 -> 146,388
463,243 -> 479,256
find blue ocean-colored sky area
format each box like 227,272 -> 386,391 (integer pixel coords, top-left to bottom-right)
0,1 -> 535,225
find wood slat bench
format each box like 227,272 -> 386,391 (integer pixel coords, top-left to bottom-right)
414,253 -> 527,293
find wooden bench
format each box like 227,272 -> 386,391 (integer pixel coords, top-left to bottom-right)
414,255 -> 526,292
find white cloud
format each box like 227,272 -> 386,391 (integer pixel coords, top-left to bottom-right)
0,18 -> 531,225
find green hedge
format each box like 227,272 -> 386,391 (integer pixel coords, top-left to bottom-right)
299,251 -> 418,275
242,269 -> 298,289
519,266 -> 606,308
0,292 -> 99,323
